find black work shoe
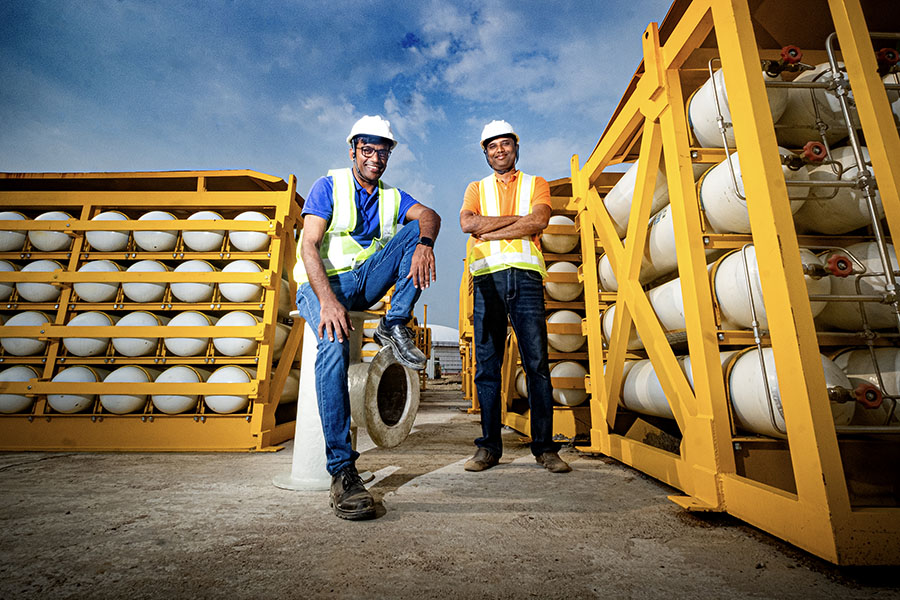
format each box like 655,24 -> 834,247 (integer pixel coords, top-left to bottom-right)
464,447 -> 500,472
330,465 -> 376,520
373,319 -> 427,370
536,452 -> 572,473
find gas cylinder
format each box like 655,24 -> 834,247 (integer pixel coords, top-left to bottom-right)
817,242 -> 899,330
603,159 -> 669,238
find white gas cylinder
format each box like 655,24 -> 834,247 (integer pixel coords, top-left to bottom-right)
165,311 -> 214,356
29,211 -> 73,251
219,259 -> 263,302
597,248 -> 659,293
279,369 -> 301,403
213,310 -> 258,356
48,366 -> 105,413
205,365 -> 253,414
62,311 -> 116,357
795,146 -> 884,234
361,342 -> 380,363
546,309 -> 585,353
122,260 -> 168,303
817,242 -> 899,330
515,367 -> 528,399
729,348 -> 855,438
689,68 -> 788,148
776,62 -> 856,148
714,246 -> 831,330
833,348 -> 900,426
272,322 -> 291,361
601,304 -> 643,351
112,311 -> 164,356
230,211 -> 269,252
0,365 -> 40,413
622,358 -> 676,419
0,260 -> 16,300
646,276 -> 687,333
183,210 -> 225,252
171,260 -> 216,303
152,365 -> 206,414
86,211 -> 130,251
603,159 -> 669,238
134,210 -> 177,252
550,361 -> 588,406
541,215 -> 578,254
0,211 -> 27,251
74,260 -> 120,303
545,261 -> 582,301
700,147 -> 809,234
100,365 -> 156,414
1,311 -> 50,356
17,260 -> 63,302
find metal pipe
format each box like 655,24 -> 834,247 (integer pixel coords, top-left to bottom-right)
825,32 -> 900,333
835,426 -> 900,434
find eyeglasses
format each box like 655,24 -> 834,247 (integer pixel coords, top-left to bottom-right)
358,145 -> 391,161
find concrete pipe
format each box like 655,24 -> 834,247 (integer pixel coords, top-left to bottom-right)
348,345 -> 420,448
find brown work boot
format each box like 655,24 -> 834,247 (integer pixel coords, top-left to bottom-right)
330,465 -> 377,520
536,451 -> 572,473
464,447 -> 499,472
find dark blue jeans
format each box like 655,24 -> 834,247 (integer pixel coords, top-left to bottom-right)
296,220 -> 422,475
472,267 -> 558,458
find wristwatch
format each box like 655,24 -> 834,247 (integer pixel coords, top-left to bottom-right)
417,236 -> 434,248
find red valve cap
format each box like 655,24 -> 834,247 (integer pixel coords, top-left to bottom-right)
781,45 -> 803,64
877,48 -> 900,65
826,253 -> 854,277
802,141 -> 827,162
854,383 -> 883,409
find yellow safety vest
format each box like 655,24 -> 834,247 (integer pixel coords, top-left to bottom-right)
467,172 -> 546,277
294,168 -> 401,284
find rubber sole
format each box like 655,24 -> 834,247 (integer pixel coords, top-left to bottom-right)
330,500 -> 377,521
372,330 -> 426,371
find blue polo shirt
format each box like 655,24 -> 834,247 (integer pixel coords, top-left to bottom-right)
302,172 -> 419,246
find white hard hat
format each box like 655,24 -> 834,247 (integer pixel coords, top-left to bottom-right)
480,120 -> 519,148
347,115 -> 398,149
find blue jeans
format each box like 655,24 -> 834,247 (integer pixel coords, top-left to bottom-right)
472,267 -> 558,458
296,221 -> 423,475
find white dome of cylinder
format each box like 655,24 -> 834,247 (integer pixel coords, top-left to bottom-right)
230,211 -> 269,251
183,210 -> 225,252
134,210 -> 177,252
603,159 -> 669,238
29,211 -> 73,251
550,361 -> 588,406
515,367 -> 528,399
86,211 -> 130,251
171,260 -> 216,303
123,260 -> 168,303
112,311 -> 164,356
74,260 -> 121,302
101,365 -> 155,414
0,211 -> 27,252
545,261 -> 582,301
541,215 -> 578,254
48,366 -> 104,414
546,309 -> 585,353
213,310 -> 259,356
17,260 -> 63,302
165,311 -> 214,357
219,260 -> 263,302
601,304 -> 643,351
152,365 -> 205,414
62,311 -> 116,357
1,311 -> 50,356
204,365 -> 253,414
0,260 -> 17,301
0,365 -> 40,413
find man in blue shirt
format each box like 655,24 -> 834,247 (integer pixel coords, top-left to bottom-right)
295,115 -> 441,520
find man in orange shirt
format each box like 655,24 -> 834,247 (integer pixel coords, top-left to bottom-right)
459,120 -> 571,474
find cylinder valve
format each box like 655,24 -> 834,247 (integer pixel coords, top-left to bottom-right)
854,382 -> 883,409
876,47 -> 900,76
825,253 -> 854,278
763,45 -> 804,76
801,141 -> 827,163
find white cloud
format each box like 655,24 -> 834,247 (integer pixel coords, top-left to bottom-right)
383,90 -> 446,142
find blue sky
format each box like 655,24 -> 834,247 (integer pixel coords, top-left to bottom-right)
1,0 -> 672,329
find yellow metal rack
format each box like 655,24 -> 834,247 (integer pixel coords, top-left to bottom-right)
571,0 -> 900,565
0,170 -> 303,451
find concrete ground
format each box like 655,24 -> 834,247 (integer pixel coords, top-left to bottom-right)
0,381 -> 897,600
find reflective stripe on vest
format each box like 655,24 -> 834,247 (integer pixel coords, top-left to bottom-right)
294,168 -> 401,283
468,172 -> 546,277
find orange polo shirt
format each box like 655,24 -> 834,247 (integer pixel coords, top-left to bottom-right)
461,170 -> 551,247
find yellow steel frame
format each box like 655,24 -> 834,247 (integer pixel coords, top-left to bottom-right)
0,170 -> 303,451
571,0 -> 900,565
